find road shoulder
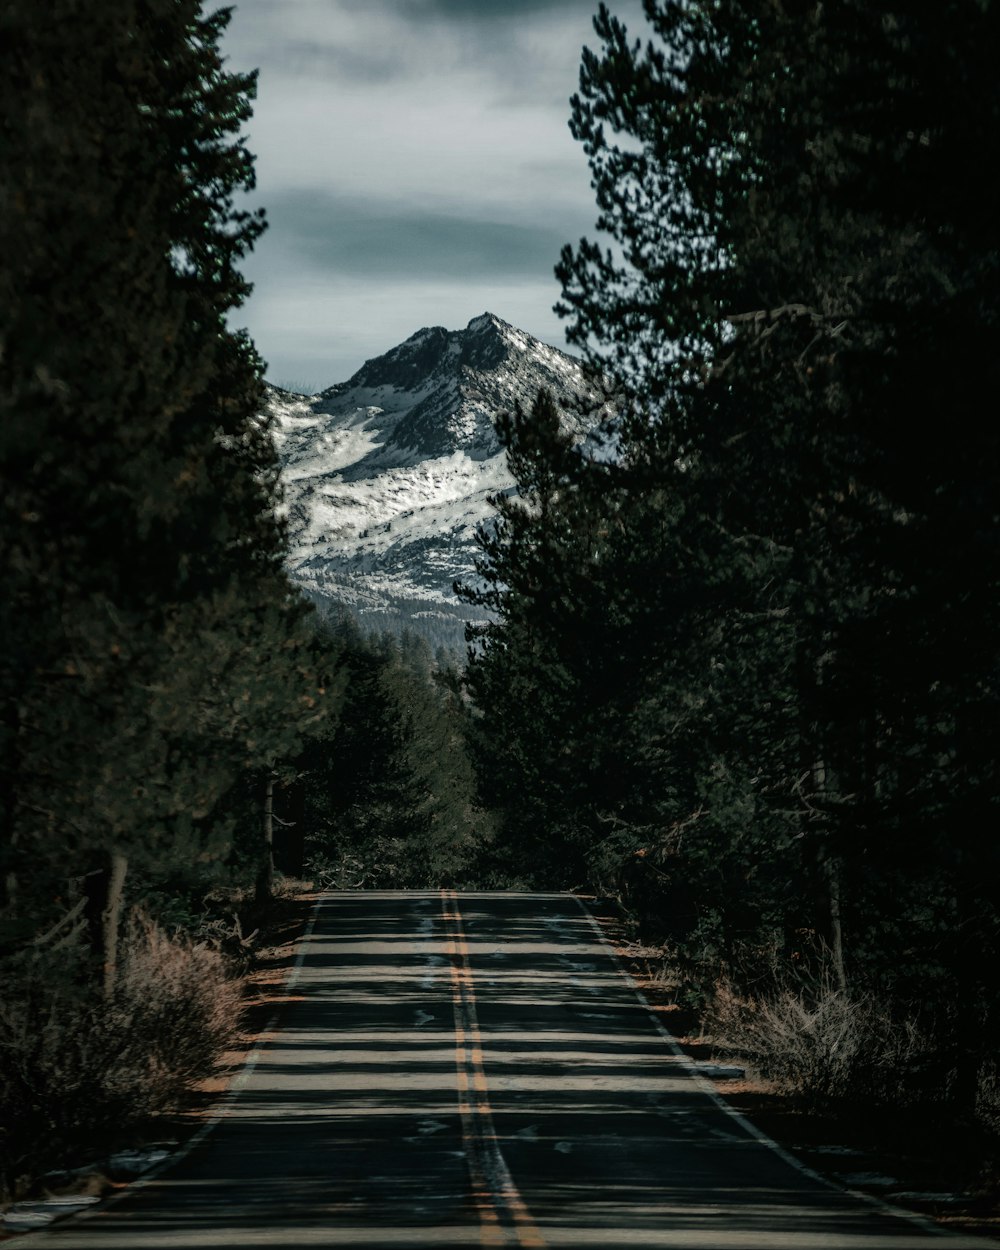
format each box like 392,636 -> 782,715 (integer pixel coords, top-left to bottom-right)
582,893 -> 1000,1246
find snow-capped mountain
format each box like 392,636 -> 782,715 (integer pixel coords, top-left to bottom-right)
267,312 -> 593,642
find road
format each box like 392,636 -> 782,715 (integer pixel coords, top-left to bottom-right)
28,890 -> 987,1249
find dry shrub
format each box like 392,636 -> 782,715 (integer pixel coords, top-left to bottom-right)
270,875 -> 313,899
707,979 -> 930,1107
976,1060 -> 1000,1131
114,912 -> 243,1094
0,913 -> 242,1194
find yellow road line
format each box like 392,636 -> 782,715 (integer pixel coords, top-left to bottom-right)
441,890 -> 545,1250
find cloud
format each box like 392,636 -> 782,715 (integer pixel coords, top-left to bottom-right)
350,0 -> 594,17
260,191 -> 589,282
224,0 -> 610,105
220,0 -> 649,382
239,70 -> 597,237
236,264 -> 578,390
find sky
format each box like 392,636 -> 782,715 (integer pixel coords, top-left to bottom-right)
220,0 -> 645,390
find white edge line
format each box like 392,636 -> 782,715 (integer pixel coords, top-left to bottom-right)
570,892 -> 976,1244
10,892 -> 326,1244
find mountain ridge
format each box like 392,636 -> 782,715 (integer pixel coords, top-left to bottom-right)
267,312 -> 593,645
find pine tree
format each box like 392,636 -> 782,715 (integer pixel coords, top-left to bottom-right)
551,0 -> 1000,1050
464,1 -> 1000,1070
0,0 -> 328,980
460,390 -> 665,887
301,624 -> 484,888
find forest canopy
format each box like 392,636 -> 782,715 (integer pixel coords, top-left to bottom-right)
463,0 -> 1000,1111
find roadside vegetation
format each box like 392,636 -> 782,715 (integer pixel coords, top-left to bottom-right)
0,0 -> 329,1202
459,0 -> 1000,1182
267,613 -> 491,892
4,0 -> 1000,1226
1,911 -> 241,1187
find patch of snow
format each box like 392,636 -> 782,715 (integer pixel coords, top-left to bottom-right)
108,1148 -> 171,1175
693,1063 -> 746,1079
888,1192 -> 971,1205
2,1196 -> 100,1231
266,315 -> 599,618
839,1172 -> 901,1188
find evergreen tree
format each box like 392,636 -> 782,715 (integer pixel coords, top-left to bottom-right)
460,390 -> 608,885
300,622 -> 484,888
558,0 -> 1000,1000
468,0 -> 1000,1079
0,0 -> 328,981
462,387 -> 801,959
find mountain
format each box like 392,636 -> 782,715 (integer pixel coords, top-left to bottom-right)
267,313 -> 594,647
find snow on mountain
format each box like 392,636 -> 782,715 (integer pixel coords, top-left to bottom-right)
266,312 -> 592,638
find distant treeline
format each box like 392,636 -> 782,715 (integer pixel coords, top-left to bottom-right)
266,616 -> 489,891
304,589 -> 486,659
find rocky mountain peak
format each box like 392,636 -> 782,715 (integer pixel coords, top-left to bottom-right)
338,324 -> 453,393
266,314 -> 592,646
460,312 -> 514,369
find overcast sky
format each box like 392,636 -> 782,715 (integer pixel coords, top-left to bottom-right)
220,0 -> 644,390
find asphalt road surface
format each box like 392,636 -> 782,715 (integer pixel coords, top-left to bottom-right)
28,890 -> 988,1249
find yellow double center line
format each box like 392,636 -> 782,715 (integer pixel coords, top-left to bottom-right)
440,889 -> 544,1249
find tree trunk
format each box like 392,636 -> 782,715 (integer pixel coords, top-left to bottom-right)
102,852 -> 128,998
84,850 -> 128,998
824,848 -> 847,992
813,751 -> 847,992
280,780 -> 306,878
800,636 -> 848,991
255,771 -> 275,904
1,703 -> 21,919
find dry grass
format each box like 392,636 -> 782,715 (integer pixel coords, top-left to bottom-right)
599,909 -> 1000,1237
706,979 -> 930,1107
0,912 -> 242,1198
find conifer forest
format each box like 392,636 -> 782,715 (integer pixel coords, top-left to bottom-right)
3,0 -> 1000,1220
